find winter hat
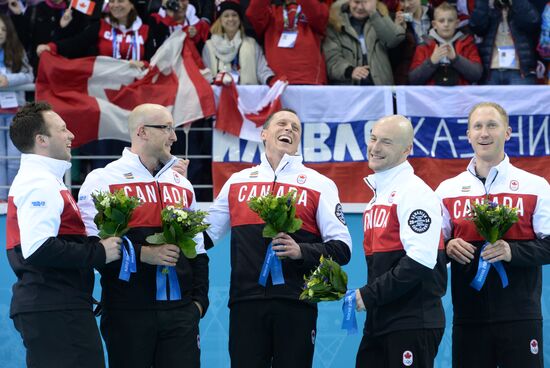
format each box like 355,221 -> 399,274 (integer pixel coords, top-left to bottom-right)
216,0 -> 243,19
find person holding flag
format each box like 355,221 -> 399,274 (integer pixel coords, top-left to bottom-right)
436,102 -> 550,367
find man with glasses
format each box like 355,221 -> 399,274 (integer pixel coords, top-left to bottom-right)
77,103 -> 209,368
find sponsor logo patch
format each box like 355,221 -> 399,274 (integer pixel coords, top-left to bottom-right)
335,203 -> 346,225
249,171 -> 258,178
403,350 -> 413,366
297,174 -> 307,184
173,172 -> 180,183
461,185 -> 471,192
388,191 -> 396,203
408,209 -> 431,233
31,201 -> 46,208
197,334 -> 201,350
311,329 -> 316,345
510,180 -> 519,191
530,339 -> 538,354
123,172 -> 134,179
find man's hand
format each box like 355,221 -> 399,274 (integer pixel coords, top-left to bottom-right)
355,289 -> 365,311
141,244 -> 180,266
100,237 -> 122,263
8,0 -> 23,15
430,44 -> 448,64
481,239 -> 512,263
0,75 -> 8,88
271,233 -> 302,260
446,237 -> 475,264
351,66 -> 370,81
172,158 -> 189,178
364,0 -> 377,16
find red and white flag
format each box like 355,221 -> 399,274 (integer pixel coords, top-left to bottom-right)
70,0 -> 95,15
36,30 -> 215,148
215,80 -> 287,141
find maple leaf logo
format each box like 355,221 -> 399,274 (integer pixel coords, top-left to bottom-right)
404,352 -> 412,359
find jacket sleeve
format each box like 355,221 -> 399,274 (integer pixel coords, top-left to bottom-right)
510,0 -> 540,32
254,39 -> 275,84
298,177 -> 352,267
53,21 -> 100,58
299,0 -> 329,36
16,178 -> 106,267
451,37 -> 483,83
205,176 -> 232,244
408,43 -> 437,84
323,26 -> 355,82
246,0 -> 273,39
11,13 -> 30,48
360,184 -> 443,308
369,11 -> 405,48
469,0 -> 490,36
5,55 -> 34,87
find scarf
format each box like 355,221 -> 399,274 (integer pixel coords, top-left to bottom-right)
211,31 -> 243,64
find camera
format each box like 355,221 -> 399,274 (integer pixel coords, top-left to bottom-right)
402,12 -> 413,22
164,0 -> 181,12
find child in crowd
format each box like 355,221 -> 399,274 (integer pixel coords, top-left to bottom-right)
409,2 -> 481,85
0,14 -> 33,201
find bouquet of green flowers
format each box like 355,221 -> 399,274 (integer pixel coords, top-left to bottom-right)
468,198 -> 519,243
468,198 -> 518,290
248,191 -> 303,238
92,190 -> 141,238
300,256 -> 348,302
146,205 -> 210,259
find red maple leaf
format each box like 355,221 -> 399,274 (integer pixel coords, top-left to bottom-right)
404,352 -> 412,359
531,341 -> 538,348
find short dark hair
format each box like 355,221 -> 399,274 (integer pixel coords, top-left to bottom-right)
10,102 -> 53,153
263,108 -> 299,129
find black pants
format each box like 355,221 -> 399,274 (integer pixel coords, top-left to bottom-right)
12,309 -> 105,368
229,299 -> 318,368
453,320 -> 543,368
100,303 -> 201,368
356,328 -> 443,368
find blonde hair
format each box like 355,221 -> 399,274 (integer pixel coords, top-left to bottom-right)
468,102 -> 509,127
434,1 -> 457,18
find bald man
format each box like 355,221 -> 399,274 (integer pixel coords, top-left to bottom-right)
355,115 -> 447,368
77,104 -> 209,368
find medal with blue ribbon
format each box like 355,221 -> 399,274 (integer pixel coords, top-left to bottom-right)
258,242 -> 285,286
341,290 -> 358,335
118,236 -> 137,281
470,242 -> 509,291
156,266 -> 182,301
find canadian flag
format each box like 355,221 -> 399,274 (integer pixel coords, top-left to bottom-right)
214,79 -> 287,141
36,30 -> 215,148
70,0 -> 95,15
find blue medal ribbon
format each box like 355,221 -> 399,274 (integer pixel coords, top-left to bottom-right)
341,290 -> 358,335
258,242 -> 285,286
118,236 -> 136,282
470,242 -> 509,291
156,266 -> 182,301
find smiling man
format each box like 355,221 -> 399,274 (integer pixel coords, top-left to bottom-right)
436,102 -> 550,368
6,102 -> 122,368
77,103 -> 209,368
355,114 -> 447,368
205,109 -> 352,368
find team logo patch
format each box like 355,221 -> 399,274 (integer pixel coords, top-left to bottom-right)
197,334 -> 201,350
123,172 -> 134,179
79,195 -> 87,201
530,339 -> 539,354
335,203 -> 346,225
388,191 -> 397,203
249,171 -> 258,178
461,185 -> 471,192
403,350 -> 413,366
173,172 -> 180,183
31,201 -> 46,208
297,174 -> 307,184
311,329 -> 316,345
408,209 -> 431,233
510,180 -> 519,191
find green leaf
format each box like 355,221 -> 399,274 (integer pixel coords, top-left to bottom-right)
146,233 -> 166,245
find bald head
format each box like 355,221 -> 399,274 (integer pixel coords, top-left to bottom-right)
128,103 -> 173,137
368,115 -> 414,173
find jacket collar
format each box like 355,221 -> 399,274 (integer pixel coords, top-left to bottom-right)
260,152 -> 303,176
122,147 -> 177,178
364,160 -> 413,194
467,154 -> 510,187
20,153 -> 71,179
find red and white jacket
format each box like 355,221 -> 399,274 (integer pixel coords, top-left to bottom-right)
436,156 -> 550,324
77,148 -> 209,313
360,161 -> 447,336
6,154 -> 106,317
205,153 -> 351,306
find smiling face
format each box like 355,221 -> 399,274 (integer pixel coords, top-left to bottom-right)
399,0 -> 421,15
467,105 -> 511,166
367,116 -> 412,173
349,0 -> 369,20
220,9 -> 241,35
141,108 -> 177,164
109,0 -> 134,23
261,111 -> 301,164
42,111 -> 74,162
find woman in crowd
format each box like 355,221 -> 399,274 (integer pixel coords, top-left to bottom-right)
202,0 -> 274,85
0,14 -> 33,201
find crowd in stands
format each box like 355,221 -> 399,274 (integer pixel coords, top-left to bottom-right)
0,0 -> 548,201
